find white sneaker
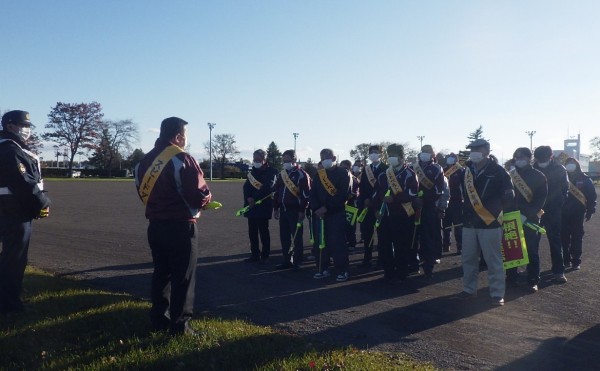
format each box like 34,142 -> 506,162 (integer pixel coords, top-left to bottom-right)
313,270 -> 330,279
336,272 -> 349,282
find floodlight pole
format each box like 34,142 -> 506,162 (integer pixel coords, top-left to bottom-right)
207,122 -> 216,181
293,132 -> 299,153
525,130 -> 536,151
417,135 -> 425,149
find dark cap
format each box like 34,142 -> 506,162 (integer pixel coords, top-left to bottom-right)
1,110 -> 32,128
466,138 -> 490,149
386,143 -> 404,157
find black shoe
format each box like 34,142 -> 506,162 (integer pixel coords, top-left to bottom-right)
275,262 -> 293,270
258,257 -> 269,265
358,261 -> 372,268
244,256 -> 259,263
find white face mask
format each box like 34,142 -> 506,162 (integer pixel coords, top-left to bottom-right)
537,161 -> 550,168
566,163 -> 577,172
446,157 -> 456,165
18,126 -> 32,142
283,162 -> 293,171
388,156 -> 400,168
253,162 -> 263,169
322,159 -> 334,169
369,153 -> 380,163
419,153 -> 432,162
469,151 -> 483,163
515,159 -> 529,168
352,165 -> 361,173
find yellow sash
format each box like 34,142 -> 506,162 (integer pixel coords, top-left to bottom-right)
247,172 -> 263,190
385,168 -> 415,216
509,169 -> 533,203
138,145 -> 184,205
464,167 -> 500,225
569,182 -> 587,207
280,170 -> 299,197
365,165 -> 376,187
414,163 -> 434,189
318,169 -> 337,196
444,164 -> 461,178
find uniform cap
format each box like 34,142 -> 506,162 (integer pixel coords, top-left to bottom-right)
386,143 -> 404,157
466,138 -> 490,149
1,110 -> 32,128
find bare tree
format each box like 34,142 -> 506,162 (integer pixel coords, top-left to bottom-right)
203,133 -> 240,179
94,119 -> 139,175
43,102 -> 104,175
590,136 -> 600,161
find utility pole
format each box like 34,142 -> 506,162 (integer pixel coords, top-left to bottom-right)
525,130 -> 536,151
293,132 -> 299,153
417,135 -> 425,149
207,122 -> 216,181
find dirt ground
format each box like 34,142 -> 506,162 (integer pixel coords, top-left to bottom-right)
28,180 -> 600,370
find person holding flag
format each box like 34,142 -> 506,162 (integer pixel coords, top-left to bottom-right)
135,117 -> 212,335
561,157 -> 597,271
458,139 -> 514,306
340,159 -> 360,252
442,153 -> 464,255
242,149 -> 279,264
506,147 -> 547,293
273,149 -> 311,270
374,144 -> 419,283
310,148 -> 351,281
357,145 -> 388,268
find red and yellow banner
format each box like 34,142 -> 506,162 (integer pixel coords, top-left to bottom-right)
501,211 -> 529,269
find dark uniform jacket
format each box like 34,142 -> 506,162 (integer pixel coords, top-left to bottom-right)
415,161 -> 445,206
460,159 -> 514,229
357,162 -> 388,209
135,140 -> 211,222
0,131 -> 50,221
564,163 -> 597,218
243,164 -> 278,219
374,165 -> 419,217
533,160 -> 568,212
444,165 -> 465,203
273,165 -> 311,212
509,166 -> 547,223
310,166 -> 351,215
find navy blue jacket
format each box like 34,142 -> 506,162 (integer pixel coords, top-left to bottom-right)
243,164 -> 278,219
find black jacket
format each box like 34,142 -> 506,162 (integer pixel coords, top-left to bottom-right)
510,165 -> 547,223
0,131 -> 51,221
243,164 -> 278,219
533,160 -> 568,212
310,166 -> 351,214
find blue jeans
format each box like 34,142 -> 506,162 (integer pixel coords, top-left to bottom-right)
541,211 -> 565,275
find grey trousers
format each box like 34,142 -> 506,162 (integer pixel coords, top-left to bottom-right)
461,227 -> 505,298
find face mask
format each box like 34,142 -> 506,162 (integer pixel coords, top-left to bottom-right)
419,153 -> 432,162
566,163 -> 577,172
388,156 -> 400,168
469,152 -> 483,163
537,161 -> 550,168
18,126 -> 32,142
322,159 -> 334,169
515,159 -> 529,168
369,153 -> 380,162
446,157 -> 456,165
352,166 -> 361,173
253,162 -> 263,169
283,162 -> 293,171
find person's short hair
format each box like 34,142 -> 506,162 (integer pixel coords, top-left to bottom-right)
368,145 -> 382,154
282,149 -> 297,162
320,148 -> 334,157
340,159 -> 352,168
253,149 -> 266,159
513,147 -> 532,159
421,144 -> 434,154
534,146 -> 553,161
1,110 -> 32,128
386,143 -> 404,158
159,117 -> 187,141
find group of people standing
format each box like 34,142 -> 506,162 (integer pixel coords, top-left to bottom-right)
241,138 -> 597,307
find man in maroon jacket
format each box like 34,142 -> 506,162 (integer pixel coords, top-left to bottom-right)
135,117 -> 211,335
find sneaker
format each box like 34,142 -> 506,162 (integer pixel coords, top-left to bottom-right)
491,297 -> 505,306
529,284 -> 538,293
456,291 -> 477,299
573,264 -> 581,271
434,259 -> 441,264
554,274 -> 568,284
313,270 -> 330,279
274,262 -> 293,270
258,257 -> 268,265
336,272 -> 349,282
306,255 -> 316,261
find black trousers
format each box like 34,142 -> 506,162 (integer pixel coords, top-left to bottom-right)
360,208 -> 380,263
561,211 -> 585,266
419,206 -> 443,274
315,211 -> 349,274
0,216 -> 31,313
279,209 -> 304,265
379,214 -> 413,279
147,220 -> 198,334
248,218 -> 270,259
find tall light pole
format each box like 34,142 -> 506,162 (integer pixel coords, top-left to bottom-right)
293,132 -> 299,153
207,122 -> 216,181
417,135 -> 425,149
525,130 -> 536,151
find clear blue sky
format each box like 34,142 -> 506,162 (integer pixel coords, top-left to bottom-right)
2,0 -> 599,164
